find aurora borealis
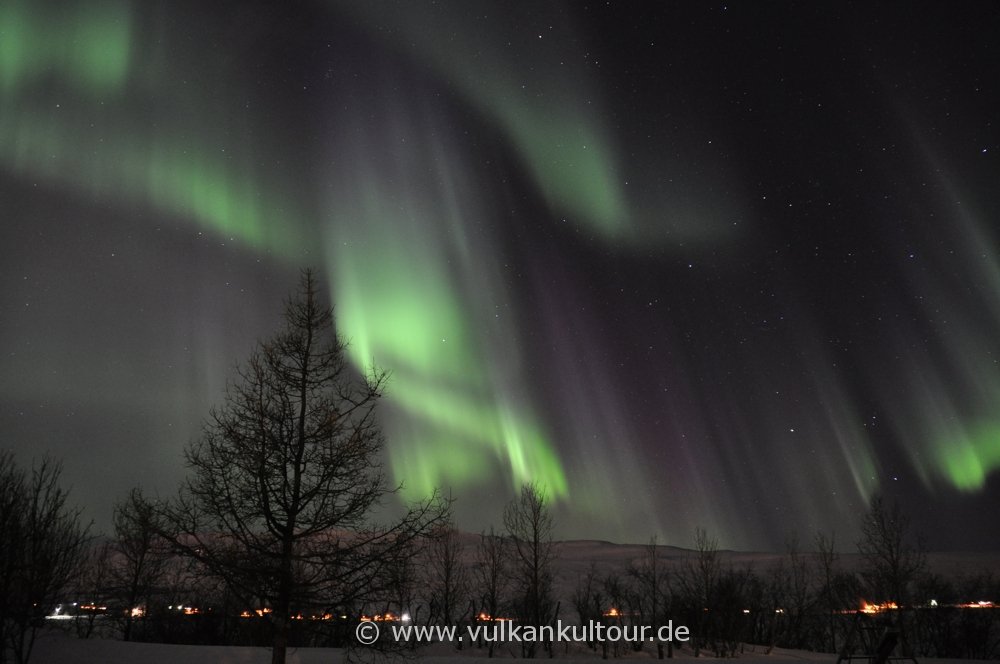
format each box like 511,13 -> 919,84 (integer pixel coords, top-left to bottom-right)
2,1 -> 999,550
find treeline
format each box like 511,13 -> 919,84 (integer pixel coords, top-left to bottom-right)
0,454 -> 89,664
568,520 -> 1000,660
4,444 -> 999,662
3,271 -> 998,663
0,271 -> 545,664
0,460 -> 561,659
4,458 -> 1000,663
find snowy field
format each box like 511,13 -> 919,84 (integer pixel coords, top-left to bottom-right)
27,630 -> 990,664
25,540 -> 1000,663
27,630 -> 827,664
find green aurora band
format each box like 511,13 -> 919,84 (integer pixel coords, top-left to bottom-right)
2,0 -> 1000,538
324,99 -> 569,500
328,0 -> 740,247
0,0 -> 568,503
0,0 -> 130,93
936,424 -> 1000,491
0,0 -> 307,257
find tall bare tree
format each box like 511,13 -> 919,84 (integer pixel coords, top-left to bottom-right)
155,270 -> 448,664
427,523 -> 469,629
0,453 -> 24,663
503,482 -> 555,658
0,454 -> 90,664
777,534 -> 813,649
602,571 -> 629,658
855,497 -> 925,660
380,533 -> 421,650
74,541 -> 113,639
857,496 -> 925,606
111,488 -> 167,641
473,527 -> 508,657
572,564 -> 602,653
629,536 -> 671,658
678,527 -> 720,656
814,530 -> 839,652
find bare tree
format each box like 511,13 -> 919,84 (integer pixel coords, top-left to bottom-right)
473,527 -> 508,657
678,528 -> 720,657
814,530 -> 839,652
602,571 -> 629,658
73,541 -> 113,639
629,536 -> 671,658
427,523 -> 469,630
503,482 -> 556,658
857,496 -> 925,606
155,270 -> 448,664
572,564 -> 602,653
0,453 -> 25,664
0,454 -> 90,664
778,535 -> 813,648
853,497 -> 926,661
379,533 -> 422,650
763,555 -> 788,652
111,488 -> 167,641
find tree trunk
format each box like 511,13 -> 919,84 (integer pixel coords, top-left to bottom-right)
272,544 -> 294,664
271,614 -> 288,664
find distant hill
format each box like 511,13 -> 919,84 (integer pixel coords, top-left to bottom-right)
452,535 -> 1000,610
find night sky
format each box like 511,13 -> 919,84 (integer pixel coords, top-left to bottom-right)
2,1 -> 999,551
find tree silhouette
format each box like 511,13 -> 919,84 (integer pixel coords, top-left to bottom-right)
0,453 -> 89,664
156,270 -> 448,664
111,488 -> 167,642
857,495 -> 925,606
473,527 -> 509,657
503,482 -> 555,658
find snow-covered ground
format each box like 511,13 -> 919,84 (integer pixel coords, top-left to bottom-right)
26,539 -> 999,663
27,630 -> 992,664
31,630 -> 329,664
